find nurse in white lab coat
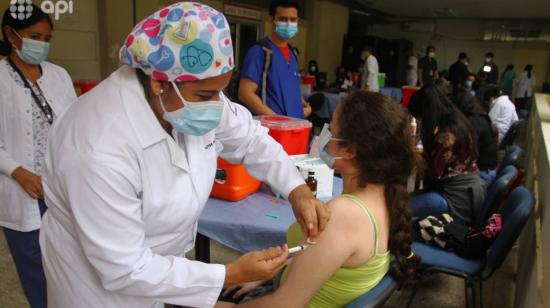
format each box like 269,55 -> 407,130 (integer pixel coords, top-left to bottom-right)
515,64 -> 536,111
39,3 -> 329,308
0,5 -> 76,308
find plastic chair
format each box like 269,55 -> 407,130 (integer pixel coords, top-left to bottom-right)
475,165 -> 518,227
346,273 -> 398,308
409,186 -> 534,308
499,120 -> 524,150
484,146 -> 523,186
497,146 -> 523,174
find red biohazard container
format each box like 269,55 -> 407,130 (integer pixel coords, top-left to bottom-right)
255,115 -> 312,155
74,81 -> 99,96
402,86 -> 420,108
301,75 -> 316,92
210,158 -> 262,201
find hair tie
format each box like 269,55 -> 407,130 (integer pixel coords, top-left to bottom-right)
405,251 -> 415,260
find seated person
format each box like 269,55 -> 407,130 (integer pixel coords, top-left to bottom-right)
408,85 -> 486,226
453,90 -> 498,183
218,91 -> 421,307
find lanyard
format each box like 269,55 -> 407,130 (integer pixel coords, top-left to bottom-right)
7,58 -> 54,125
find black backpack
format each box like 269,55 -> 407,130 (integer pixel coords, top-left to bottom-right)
226,37 -> 299,104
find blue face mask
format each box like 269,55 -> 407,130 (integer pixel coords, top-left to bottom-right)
317,124 -> 344,169
465,80 -> 473,89
275,22 -> 298,41
159,82 -> 224,136
13,30 -> 50,65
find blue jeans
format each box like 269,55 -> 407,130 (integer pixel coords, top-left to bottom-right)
3,199 -> 47,308
409,192 -> 449,219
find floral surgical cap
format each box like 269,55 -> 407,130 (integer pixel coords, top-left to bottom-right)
119,2 -> 234,82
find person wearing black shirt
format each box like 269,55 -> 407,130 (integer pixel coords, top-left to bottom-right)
449,52 -> 470,91
478,52 -> 499,84
418,45 -> 439,86
453,90 -> 498,183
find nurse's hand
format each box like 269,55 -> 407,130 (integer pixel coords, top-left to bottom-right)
288,184 -> 330,242
11,167 -> 43,199
224,245 -> 288,288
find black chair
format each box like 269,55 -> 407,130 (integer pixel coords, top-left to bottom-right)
475,165 -> 517,227
410,186 -> 534,308
499,120 -> 524,150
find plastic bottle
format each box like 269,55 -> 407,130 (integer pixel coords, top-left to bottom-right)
305,171 -> 318,197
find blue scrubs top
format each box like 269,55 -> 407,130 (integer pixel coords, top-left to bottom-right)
240,37 -> 304,119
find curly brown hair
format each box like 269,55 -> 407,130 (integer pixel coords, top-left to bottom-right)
337,91 -> 421,282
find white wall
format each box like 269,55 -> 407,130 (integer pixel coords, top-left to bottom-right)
370,19 -> 550,91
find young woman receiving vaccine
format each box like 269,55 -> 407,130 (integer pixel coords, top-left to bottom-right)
0,5 -> 76,308
219,91 -> 421,307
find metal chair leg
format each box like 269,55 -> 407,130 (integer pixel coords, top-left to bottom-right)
465,279 -> 470,308
479,281 -> 484,308
406,283 -> 419,308
471,280 -> 477,308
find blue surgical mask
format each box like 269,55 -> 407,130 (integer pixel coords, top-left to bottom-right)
159,82 -> 224,136
13,30 -> 50,65
275,22 -> 298,41
317,124 -> 344,169
465,80 -> 473,89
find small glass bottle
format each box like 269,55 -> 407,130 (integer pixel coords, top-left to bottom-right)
305,171 -> 318,197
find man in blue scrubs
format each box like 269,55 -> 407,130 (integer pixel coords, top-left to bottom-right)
238,0 -> 311,119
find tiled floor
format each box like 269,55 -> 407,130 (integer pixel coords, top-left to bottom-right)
1,234 -> 516,308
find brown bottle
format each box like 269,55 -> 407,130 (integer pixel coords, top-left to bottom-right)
305,171 -> 318,197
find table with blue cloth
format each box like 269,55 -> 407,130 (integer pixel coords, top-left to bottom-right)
379,87 -> 403,103
195,177 -> 344,262
312,92 -> 347,120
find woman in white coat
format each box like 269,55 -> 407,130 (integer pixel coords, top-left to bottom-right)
0,5 -> 76,307
515,64 -> 536,111
39,3 -> 329,308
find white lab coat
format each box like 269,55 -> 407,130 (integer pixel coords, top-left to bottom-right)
488,95 -> 519,143
406,56 -> 418,86
516,71 -> 536,98
39,66 -> 305,308
360,55 -> 379,92
0,59 -> 76,231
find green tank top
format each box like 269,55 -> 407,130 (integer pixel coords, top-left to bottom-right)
281,194 -> 391,307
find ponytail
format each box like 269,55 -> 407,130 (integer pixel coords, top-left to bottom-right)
386,183 -> 421,282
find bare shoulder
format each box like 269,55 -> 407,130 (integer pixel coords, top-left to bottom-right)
325,196 -> 369,229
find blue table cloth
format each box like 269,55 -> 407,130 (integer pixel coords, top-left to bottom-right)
380,87 -> 403,103
309,92 -> 346,119
198,178 -> 343,253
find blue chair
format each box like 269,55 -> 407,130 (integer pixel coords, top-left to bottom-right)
484,146 -> 523,186
409,186 -> 534,308
475,165 -> 518,227
499,120 -> 524,150
346,273 -> 398,308
498,146 -> 523,173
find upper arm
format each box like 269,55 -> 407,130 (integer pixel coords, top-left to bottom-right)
238,78 -> 259,98
62,68 -> 77,101
265,200 -> 362,307
60,151 -> 146,289
240,45 -> 264,86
